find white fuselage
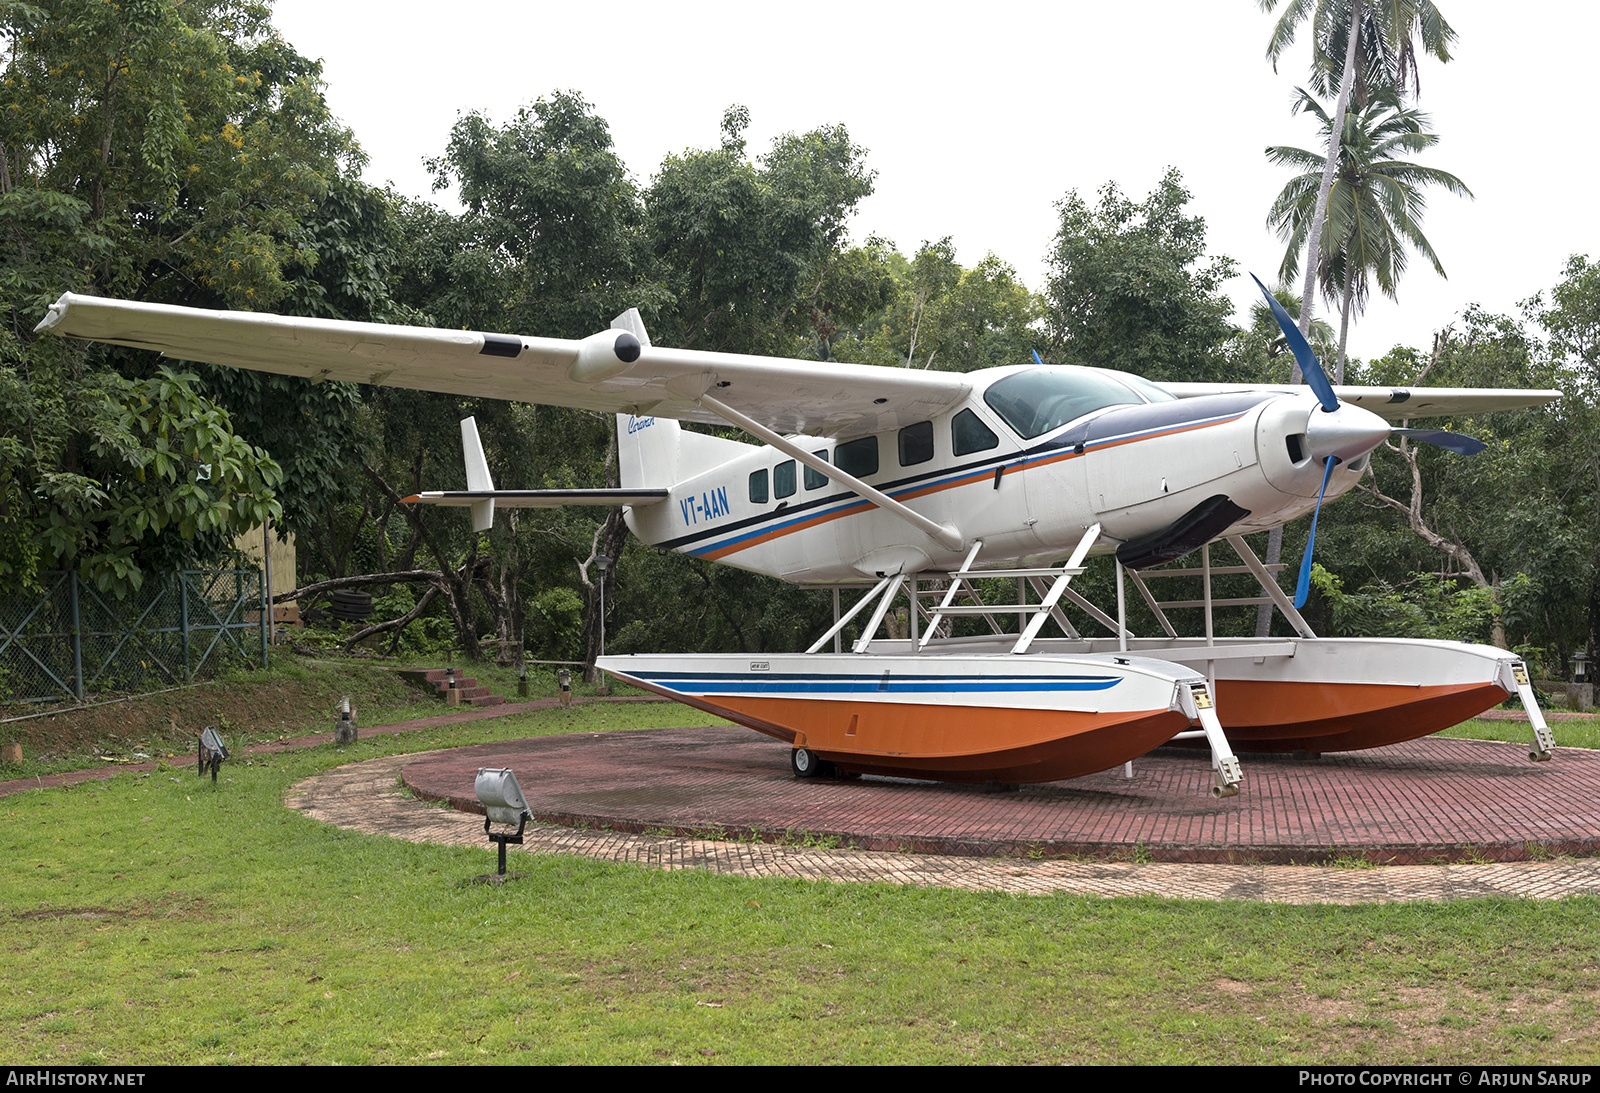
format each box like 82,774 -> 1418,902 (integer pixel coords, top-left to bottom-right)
622,365 -> 1377,584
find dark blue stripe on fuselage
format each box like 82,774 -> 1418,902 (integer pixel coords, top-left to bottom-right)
1042,392 -> 1278,453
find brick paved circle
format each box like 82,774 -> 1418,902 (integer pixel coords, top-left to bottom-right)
399,726 -> 1600,865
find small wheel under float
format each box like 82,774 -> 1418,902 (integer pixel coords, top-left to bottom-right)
791,747 -> 833,778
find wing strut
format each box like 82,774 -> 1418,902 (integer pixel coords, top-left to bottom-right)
697,393 -> 964,552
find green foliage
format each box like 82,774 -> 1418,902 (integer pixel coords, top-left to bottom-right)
1044,169 -> 1241,383
1261,0 -> 1457,101
1309,564 -> 1499,643
0,357 -> 281,594
841,240 -> 1042,372
1531,254 -> 1600,385
648,107 -> 875,354
530,586 -> 583,661
424,90 -> 663,338
0,0 -> 367,595
1268,88 -> 1470,303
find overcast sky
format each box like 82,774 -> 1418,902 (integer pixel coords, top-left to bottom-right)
270,1 -> 1598,365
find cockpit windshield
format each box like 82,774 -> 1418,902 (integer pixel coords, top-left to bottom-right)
983,368 -> 1156,440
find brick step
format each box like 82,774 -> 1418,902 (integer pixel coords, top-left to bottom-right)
398,668 -> 504,706
398,668 -> 476,685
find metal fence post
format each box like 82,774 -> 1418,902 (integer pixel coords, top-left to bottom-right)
68,573 -> 84,701
258,568 -> 269,669
179,573 -> 191,682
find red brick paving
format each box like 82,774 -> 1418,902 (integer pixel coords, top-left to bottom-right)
401,728 -> 1600,865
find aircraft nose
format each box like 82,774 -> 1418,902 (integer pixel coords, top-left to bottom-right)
1304,403 -> 1390,464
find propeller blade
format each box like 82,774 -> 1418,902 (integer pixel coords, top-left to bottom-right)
1294,456 -> 1340,610
1250,274 -> 1340,413
1390,427 -> 1487,455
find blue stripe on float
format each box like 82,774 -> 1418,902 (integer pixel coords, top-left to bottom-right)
627,673 -> 1122,695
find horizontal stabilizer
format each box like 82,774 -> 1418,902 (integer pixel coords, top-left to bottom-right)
404,489 -> 669,510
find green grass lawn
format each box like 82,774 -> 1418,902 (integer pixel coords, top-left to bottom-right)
1442,714 -> 1600,751
5,700 -> 1599,1065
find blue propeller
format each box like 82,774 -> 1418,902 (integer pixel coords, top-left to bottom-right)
1294,456 -> 1340,608
1389,427 -> 1487,455
1251,274 -> 1340,413
1249,276 -> 1486,608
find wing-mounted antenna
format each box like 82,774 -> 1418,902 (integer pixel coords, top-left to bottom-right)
610,307 -> 652,348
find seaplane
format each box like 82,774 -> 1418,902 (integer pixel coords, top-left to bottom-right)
35,280 -> 1561,797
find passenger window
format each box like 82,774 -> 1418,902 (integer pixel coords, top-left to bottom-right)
898,421 -> 934,466
952,408 -> 999,456
805,450 -> 830,490
774,460 -> 796,499
835,436 -> 879,478
748,468 -> 768,505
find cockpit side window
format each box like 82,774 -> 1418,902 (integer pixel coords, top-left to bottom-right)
951,409 -> 998,456
983,368 -> 1145,439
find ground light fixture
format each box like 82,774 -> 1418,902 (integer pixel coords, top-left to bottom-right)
474,766 -> 531,876
197,726 -> 228,782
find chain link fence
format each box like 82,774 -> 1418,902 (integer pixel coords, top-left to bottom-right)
0,570 -> 268,704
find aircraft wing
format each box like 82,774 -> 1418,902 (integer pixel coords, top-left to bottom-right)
34,293 -> 970,439
1161,381 -> 1561,420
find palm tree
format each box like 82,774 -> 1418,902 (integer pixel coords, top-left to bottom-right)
1248,282 -> 1338,377
1266,88 -> 1471,381
1254,2 -> 1457,640
1259,0 -> 1458,341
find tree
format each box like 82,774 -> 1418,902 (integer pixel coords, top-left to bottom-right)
1257,1 -> 1456,636
1043,169 -> 1239,383
1535,255 -> 1600,386
831,240 -> 1041,373
1524,256 -> 1600,671
1260,0 -> 1457,341
1240,282 -> 1337,380
0,0 -> 363,595
361,92 -> 665,669
425,90 -> 663,337
647,106 -> 875,355
1267,88 -> 1470,382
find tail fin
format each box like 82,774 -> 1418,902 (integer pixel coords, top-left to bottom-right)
461,417 -> 496,531
618,412 -> 683,489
